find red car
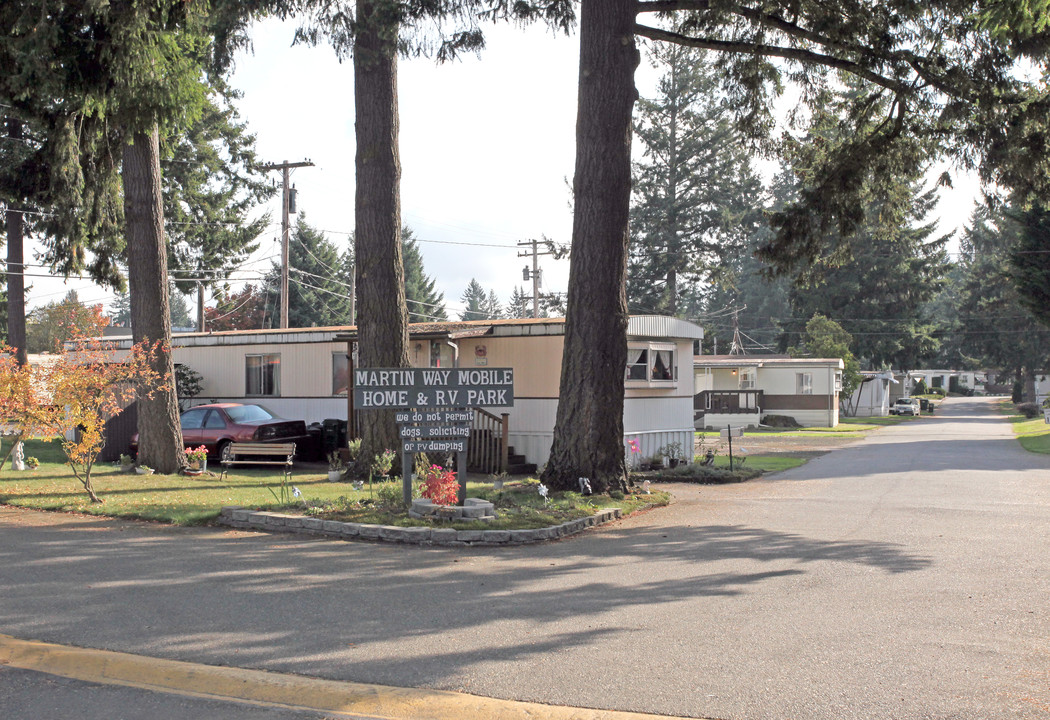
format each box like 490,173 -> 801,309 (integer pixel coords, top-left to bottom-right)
131,403 -> 310,463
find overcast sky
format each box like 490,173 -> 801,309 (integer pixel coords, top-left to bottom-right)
23,16 -> 981,319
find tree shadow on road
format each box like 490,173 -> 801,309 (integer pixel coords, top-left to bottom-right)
0,510 -> 932,688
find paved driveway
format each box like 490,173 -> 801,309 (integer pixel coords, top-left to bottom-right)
0,396 -> 1047,719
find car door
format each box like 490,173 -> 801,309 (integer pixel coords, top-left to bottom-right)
179,408 -> 208,447
199,408 -> 230,454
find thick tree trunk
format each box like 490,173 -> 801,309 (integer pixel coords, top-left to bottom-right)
542,0 -> 638,494
352,0 -> 409,475
123,127 -> 185,474
6,120 -> 26,367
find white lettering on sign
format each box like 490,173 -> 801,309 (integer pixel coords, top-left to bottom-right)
421,369 -> 452,385
433,389 -> 459,406
465,389 -> 508,406
456,369 -> 513,386
354,369 -> 417,387
360,389 -> 409,407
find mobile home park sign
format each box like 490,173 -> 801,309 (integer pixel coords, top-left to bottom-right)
353,368 -> 514,409
353,367 -> 515,505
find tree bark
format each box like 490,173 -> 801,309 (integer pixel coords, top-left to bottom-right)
6,119 -> 26,367
542,0 -> 639,494
123,127 -> 185,474
352,0 -> 409,475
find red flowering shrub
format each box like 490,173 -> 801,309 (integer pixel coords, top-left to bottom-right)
418,464 -> 459,506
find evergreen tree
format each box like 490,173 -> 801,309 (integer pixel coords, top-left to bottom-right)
784,183 -> 949,370
484,290 -> 503,320
164,79 -> 274,302
627,44 -> 763,318
109,291 -> 132,330
403,228 -> 446,322
1010,206 -> 1050,329
955,203 -> 1050,401
458,279 -> 489,321
704,167 -> 794,353
508,286 -> 531,319
169,289 -> 193,329
921,261 -> 974,369
264,218 -> 353,328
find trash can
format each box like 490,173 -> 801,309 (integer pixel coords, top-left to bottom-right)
321,418 -> 348,456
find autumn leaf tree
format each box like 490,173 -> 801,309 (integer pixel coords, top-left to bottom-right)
42,313 -> 166,503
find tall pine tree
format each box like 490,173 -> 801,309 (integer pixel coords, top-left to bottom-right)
628,44 -> 763,318
264,218 -> 353,328
403,228 -> 446,322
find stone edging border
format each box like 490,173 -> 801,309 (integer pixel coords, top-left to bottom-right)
217,506 -> 622,545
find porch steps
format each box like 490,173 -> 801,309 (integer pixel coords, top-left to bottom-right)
506,446 -> 537,476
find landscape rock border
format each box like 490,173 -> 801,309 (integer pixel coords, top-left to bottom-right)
217,506 -> 623,545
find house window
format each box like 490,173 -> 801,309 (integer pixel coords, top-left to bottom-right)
246,354 -> 280,396
796,372 -> 813,395
834,371 -> 843,392
739,368 -> 756,390
626,343 -> 676,383
332,352 -> 348,396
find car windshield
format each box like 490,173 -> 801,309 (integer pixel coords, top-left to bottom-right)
225,405 -> 276,423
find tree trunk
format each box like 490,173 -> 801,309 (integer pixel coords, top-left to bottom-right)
123,127 -> 185,474
352,0 -> 409,475
6,120 -> 26,367
542,0 -> 638,494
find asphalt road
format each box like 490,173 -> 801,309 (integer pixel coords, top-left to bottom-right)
1,396 -> 1047,719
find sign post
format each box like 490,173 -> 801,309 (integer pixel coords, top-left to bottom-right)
353,368 -> 514,505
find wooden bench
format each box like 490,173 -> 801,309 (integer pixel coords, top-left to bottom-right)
219,442 -> 295,482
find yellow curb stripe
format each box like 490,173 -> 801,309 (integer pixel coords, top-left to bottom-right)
0,633 -> 693,720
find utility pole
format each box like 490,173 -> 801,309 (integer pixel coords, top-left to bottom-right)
261,159 -> 314,328
517,239 -> 554,318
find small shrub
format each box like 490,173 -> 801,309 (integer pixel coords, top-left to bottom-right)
375,480 -> 412,506
417,464 -> 459,506
371,449 -> 395,477
609,490 -> 625,500
1017,402 -> 1041,419
346,438 -> 361,462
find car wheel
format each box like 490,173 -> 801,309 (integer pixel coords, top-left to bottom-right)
218,441 -> 233,465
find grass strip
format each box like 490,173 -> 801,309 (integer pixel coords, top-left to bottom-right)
998,401 -> 1050,455
0,439 -> 669,527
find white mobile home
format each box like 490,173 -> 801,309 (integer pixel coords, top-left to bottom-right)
110,315 -> 702,471
693,355 -> 844,428
845,371 -> 898,417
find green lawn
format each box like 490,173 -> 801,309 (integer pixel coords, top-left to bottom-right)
0,438 -> 667,526
999,402 -> 1050,455
711,455 -> 805,473
840,415 -> 916,427
735,429 -> 867,438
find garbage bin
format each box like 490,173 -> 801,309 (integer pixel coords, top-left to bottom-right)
321,418 -> 341,456
321,418 -> 349,456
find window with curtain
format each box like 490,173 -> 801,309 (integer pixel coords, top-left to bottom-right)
626,344 -> 676,384
626,347 -> 648,380
246,354 -> 280,396
332,352 -> 348,395
796,372 -> 813,395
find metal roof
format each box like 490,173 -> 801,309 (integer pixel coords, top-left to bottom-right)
695,354 -> 844,369
627,315 -> 704,340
